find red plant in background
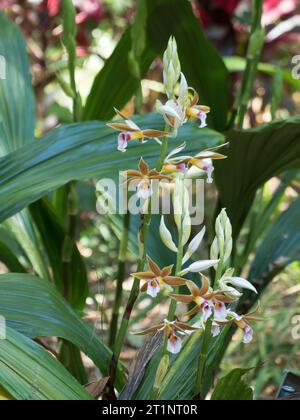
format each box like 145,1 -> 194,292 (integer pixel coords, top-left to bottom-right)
45,0 -> 105,56
47,0 -> 104,23
262,0 -> 298,25
47,0 -> 61,17
212,0 -> 240,14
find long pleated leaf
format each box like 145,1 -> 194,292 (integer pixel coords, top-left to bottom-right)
0,273 -> 125,390
215,117 -> 300,237
83,0 -> 229,131
0,115 -> 222,223
0,327 -> 92,400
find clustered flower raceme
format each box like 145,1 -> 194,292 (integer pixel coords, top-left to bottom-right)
108,37 -> 263,355
107,37 -> 221,186
132,208 -> 262,353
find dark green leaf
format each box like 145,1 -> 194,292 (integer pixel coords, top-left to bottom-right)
0,327 -> 92,400
0,273 -> 125,390
29,199 -> 88,311
83,0 -> 229,131
211,369 -> 253,401
0,115 -> 222,224
215,117 -> 300,237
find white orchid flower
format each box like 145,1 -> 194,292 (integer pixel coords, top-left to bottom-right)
219,268 -> 258,298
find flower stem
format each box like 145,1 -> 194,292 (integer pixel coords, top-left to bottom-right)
194,259 -> 224,399
109,135 -> 169,391
236,0 -> 264,129
109,211 -> 131,349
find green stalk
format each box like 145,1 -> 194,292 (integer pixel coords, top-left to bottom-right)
194,259 -> 224,399
114,136 -> 169,358
167,228 -> 184,321
236,0 -> 264,129
109,212 -> 131,349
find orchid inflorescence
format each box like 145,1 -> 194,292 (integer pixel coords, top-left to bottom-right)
133,207 -> 262,353
108,37 -> 225,190
107,37 -> 262,355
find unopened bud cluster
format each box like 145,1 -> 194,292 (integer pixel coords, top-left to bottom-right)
210,208 -> 233,264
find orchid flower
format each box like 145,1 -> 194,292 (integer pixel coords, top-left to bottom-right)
132,256 -> 187,298
156,99 -> 187,133
162,145 -> 227,183
108,108 -> 168,152
218,268 -> 258,299
122,158 -> 171,200
157,73 -> 211,134
132,319 -> 200,354
170,276 -> 234,323
215,304 -> 263,344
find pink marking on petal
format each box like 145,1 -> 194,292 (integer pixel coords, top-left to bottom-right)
118,132 -> 131,152
167,334 -> 182,354
243,325 -> 253,344
147,278 -> 161,298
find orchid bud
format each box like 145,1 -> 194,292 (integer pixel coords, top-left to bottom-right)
210,236 -> 219,261
163,37 -> 181,99
152,355 -> 169,397
214,208 -> 232,262
182,212 -> 192,246
183,226 -> 206,265
160,216 -> 178,253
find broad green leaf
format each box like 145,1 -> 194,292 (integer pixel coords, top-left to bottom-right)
29,199 -> 88,311
0,385 -> 13,400
0,240 -> 26,273
211,369 -> 254,401
0,115 -> 222,224
215,117 -> 300,238
84,0 -> 229,131
0,12 -> 50,279
0,327 -> 92,400
0,273 -> 125,390
243,195 -> 300,307
133,326 -> 231,400
4,211 -> 51,280
0,12 -> 35,153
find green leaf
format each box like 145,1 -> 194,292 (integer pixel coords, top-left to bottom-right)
0,327 -> 92,400
211,369 -> 254,401
0,12 -> 35,154
0,240 -> 26,273
83,0 -> 229,131
29,199 -> 88,311
0,12 -> 50,279
0,273 -> 125,390
0,115 -> 222,224
245,195 -> 300,304
215,117 -> 300,237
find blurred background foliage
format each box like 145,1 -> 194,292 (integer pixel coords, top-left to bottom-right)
1,0 -> 300,399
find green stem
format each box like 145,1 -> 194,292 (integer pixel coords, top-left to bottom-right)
194,259 -> 224,399
110,135 -> 169,386
109,212 -> 131,349
236,0 -> 264,129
